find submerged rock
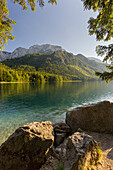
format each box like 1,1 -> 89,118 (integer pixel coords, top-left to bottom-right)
64,132 -> 102,170
0,121 -> 54,170
66,101 -> 113,133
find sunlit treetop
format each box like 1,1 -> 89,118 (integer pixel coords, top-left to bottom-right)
0,0 -> 16,50
96,44 -> 113,62
81,0 -> 113,41
13,0 -> 57,11
81,0 -> 113,83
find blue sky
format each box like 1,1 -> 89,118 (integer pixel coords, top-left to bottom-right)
6,0 -> 111,59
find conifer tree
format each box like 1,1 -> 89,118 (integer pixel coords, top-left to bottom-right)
81,0 -> 113,82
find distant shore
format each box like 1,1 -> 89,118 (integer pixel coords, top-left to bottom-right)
0,81 -> 30,84
63,80 -> 82,82
0,80 -> 83,84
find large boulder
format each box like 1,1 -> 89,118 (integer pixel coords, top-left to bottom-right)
66,101 -> 113,133
64,132 -> 103,170
0,121 -> 54,170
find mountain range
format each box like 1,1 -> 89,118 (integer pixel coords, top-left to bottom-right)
88,57 -> 105,64
0,44 -> 107,81
0,44 -> 64,61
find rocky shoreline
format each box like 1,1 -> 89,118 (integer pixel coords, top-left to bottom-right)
0,101 -> 113,170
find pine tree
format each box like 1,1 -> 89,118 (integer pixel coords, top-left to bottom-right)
81,0 -> 113,82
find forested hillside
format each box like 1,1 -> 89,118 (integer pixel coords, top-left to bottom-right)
76,54 -> 107,71
0,63 -> 63,82
2,50 -> 107,81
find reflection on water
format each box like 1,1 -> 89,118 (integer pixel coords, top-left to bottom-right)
0,81 -> 113,145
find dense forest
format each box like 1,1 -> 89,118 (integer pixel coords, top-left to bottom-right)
0,63 -> 63,82
1,50 -> 107,82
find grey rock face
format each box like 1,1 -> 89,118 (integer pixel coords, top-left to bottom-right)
10,47 -> 28,59
64,132 -> 102,170
28,44 -> 64,54
0,121 -> 54,170
0,44 -> 64,61
0,51 -> 11,61
66,101 -> 113,134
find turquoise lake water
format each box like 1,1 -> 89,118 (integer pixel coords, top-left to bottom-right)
0,81 -> 113,145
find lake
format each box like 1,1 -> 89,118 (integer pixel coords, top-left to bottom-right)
0,81 -> 113,145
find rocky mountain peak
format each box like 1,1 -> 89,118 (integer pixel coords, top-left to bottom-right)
28,44 -> 64,54
10,47 -> 28,59
0,51 -> 11,61
0,44 -> 64,61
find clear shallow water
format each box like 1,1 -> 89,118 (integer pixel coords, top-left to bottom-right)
0,81 -> 113,145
